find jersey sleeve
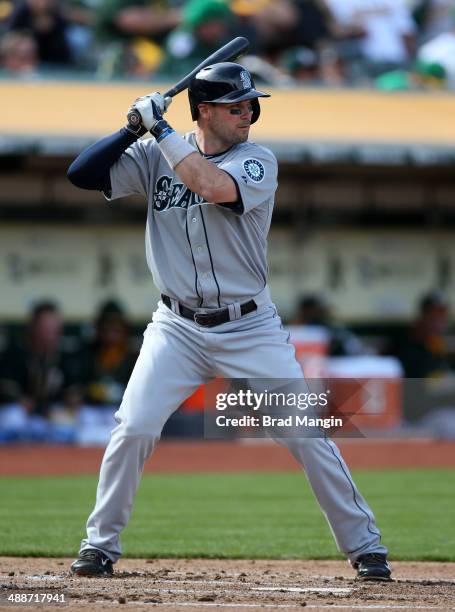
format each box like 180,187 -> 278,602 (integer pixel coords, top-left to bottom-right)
106,138 -> 158,201
218,146 -> 278,215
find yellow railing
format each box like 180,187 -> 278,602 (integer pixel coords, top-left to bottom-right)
3,80 -> 455,144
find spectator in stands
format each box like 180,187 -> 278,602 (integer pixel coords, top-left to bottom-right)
238,0 -> 375,86
230,0 -> 335,69
417,5 -> 455,89
396,290 -> 455,437
322,0 -> 417,78
289,0 -> 333,49
63,0 -> 96,69
94,0 -> 180,42
0,301 -> 82,443
223,0 -> 264,55
76,300 -> 138,445
373,58 -> 447,91
275,1 -> 370,85
0,1 -> 14,29
282,46 -> 320,82
397,290 -> 453,379
94,0 -> 181,78
413,0 -> 455,44
158,0 -> 234,78
237,0 -> 299,64
238,0 -> 344,83
6,0 -> 74,67
295,294 -> 366,356
0,30 -> 38,74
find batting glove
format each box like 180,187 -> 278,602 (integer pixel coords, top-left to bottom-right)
126,92 -> 172,137
148,100 -> 176,142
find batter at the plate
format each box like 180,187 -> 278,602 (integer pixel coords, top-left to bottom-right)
67,62 -> 391,582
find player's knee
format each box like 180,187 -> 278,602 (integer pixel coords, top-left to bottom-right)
115,413 -> 165,439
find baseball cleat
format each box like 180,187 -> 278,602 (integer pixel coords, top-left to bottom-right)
354,553 -> 392,581
70,549 -> 113,577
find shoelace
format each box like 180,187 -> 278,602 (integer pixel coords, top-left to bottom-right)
360,553 -> 386,564
80,549 -> 105,561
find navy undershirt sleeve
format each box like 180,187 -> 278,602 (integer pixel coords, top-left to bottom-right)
216,174 -> 244,215
67,128 -> 139,192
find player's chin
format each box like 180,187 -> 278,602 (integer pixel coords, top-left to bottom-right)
236,127 -> 250,142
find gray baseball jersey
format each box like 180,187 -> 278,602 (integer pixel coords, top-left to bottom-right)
106,133 -> 277,308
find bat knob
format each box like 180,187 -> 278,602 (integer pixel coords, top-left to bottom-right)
125,108 -> 147,136
127,109 -> 142,127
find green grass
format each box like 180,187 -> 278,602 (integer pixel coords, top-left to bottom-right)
0,469 -> 454,560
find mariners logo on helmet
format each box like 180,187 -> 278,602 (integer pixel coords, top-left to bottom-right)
240,70 -> 252,90
243,159 -> 265,183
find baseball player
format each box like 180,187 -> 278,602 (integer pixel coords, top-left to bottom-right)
68,63 -> 391,581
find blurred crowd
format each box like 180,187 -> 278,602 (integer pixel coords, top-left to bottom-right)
1,289 -> 454,445
0,0 -> 454,90
0,299 -> 139,444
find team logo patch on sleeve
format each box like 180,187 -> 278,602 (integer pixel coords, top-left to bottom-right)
243,159 -> 265,183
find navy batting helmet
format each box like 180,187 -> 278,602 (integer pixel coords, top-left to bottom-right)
188,62 -> 270,124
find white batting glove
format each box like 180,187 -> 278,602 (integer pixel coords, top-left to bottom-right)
126,92 -> 172,136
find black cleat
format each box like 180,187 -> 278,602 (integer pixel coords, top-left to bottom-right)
355,553 -> 392,582
70,549 -> 113,577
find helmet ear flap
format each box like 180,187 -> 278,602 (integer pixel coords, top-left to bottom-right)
190,100 -> 212,122
189,90 -> 198,121
251,99 -> 260,124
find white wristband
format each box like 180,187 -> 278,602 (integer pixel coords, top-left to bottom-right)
158,131 -> 196,169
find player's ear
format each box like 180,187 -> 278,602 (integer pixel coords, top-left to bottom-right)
197,103 -> 211,121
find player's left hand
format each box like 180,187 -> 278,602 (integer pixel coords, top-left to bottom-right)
147,100 -> 175,142
126,92 -> 172,135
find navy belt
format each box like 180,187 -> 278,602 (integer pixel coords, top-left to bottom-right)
161,294 -> 257,327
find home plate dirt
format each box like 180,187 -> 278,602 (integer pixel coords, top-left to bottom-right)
0,558 -> 454,611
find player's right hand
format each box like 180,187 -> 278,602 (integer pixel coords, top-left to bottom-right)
126,92 -> 172,136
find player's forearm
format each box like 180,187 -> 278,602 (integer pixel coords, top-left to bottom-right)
174,151 -> 237,203
67,128 -> 138,191
153,127 -> 237,203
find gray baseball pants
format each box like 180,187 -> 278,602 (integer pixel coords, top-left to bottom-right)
80,300 -> 387,563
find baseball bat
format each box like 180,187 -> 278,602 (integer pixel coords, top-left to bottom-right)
127,37 -> 250,126
163,36 -> 250,98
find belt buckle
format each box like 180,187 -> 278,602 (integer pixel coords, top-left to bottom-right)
194,309 -> 218,327
194,309 -> 208,325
